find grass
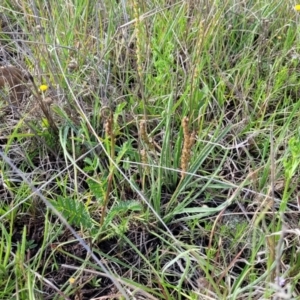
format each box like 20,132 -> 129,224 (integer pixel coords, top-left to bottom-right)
0,0 -> 300,299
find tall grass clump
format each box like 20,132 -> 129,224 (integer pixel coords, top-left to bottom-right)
1,0 -> 300,299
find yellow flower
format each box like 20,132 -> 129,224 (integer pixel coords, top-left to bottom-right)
39,84 -> 48,92
69,277 -> 76,284
295,5 -> 300,11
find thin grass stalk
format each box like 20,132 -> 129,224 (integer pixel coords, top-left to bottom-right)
100,111 -> 115,227
132,0 -> 143,84
132,0 -> 149,120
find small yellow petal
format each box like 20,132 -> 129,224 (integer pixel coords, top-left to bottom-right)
69,277 -> 76,284
39,84 -> 48,92
295,5 -> 300,11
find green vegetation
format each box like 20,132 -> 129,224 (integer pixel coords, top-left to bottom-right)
0,0 -> 300,299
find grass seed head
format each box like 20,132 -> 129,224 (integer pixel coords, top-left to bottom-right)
181,117 -> 195,178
